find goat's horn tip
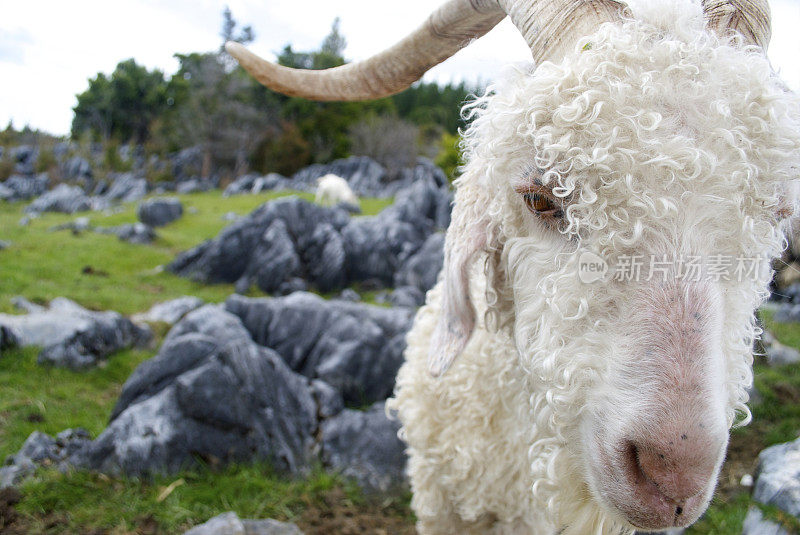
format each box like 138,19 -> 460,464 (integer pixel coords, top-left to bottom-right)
225,41 -> 246,58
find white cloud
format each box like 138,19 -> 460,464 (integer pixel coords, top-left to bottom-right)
1,0 -> 797,136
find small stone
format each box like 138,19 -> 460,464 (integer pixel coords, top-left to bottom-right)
137,197 -> 183,227
338,288 -> 361,302
765,341 -> 800,366
183,512 -> 304,535
183,512 -> 245,535
132,297 -> 205,325
741,507 -> 790,535
753,436 -> 800,516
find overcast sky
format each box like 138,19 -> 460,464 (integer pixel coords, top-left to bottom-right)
1,0 -> 799,137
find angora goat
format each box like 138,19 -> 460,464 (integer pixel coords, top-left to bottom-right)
227,0 -> 800,532
314,173 -> 359,208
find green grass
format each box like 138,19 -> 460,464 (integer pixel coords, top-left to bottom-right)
0,191 -> 393,314
0,345 -> 154,461
15,464 -> 360,533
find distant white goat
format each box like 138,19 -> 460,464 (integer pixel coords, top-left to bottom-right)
314,174 -> 358,208
228,0 -> 800,533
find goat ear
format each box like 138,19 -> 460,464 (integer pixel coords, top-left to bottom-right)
428,201 -> 489,377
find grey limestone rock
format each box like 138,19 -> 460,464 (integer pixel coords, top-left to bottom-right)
183,512 -> 304,535
1,174 -> 48,202
0,429 -> 91,488
25,183 -> 91,214
320,403 -> 406,491
132,296 -> 205,325
224,293 -> 413,404
137,197 -> 183,227
752,436 -> 800,517
73,305 -> 317,476
741,507 -> 790,535
0,297 -> 151,370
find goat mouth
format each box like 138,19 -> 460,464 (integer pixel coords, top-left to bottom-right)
594,441 -> 710,530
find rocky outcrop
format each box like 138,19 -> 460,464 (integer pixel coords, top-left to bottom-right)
4,297 -> 409,492
320,403 -> 405,492
0,429 -> 91,489
0,325 -> 18,355
223,173 -> 292,197
0,174 -> 48,202
93,173 -> 148,208
752,437 -> 800,517
291,156 -> 447,198
741,507 -> 789,535
62,156 -> 93,182
137,197 -> 183,227
95,223 -> 157,244
169,197 -> 351,293
0,298 -> 151,369
737,435 -> 800,535
225,293 -> 413,405
393,232 -> 445,293
132,296 -> 205,325
72,305 -> 318,476
758,331 -> 800,366
10,146 -> 37,176
25,183 -> 91,214
169,181 -> 450,295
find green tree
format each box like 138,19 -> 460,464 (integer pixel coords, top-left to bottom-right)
71,59 -> 170,144
391,81 -> 476,134
435,132 -> 463,183
220,5 -> 254,49
165,53 -> 276,177
219,6 -> 254,71
274,18 -> 392,163
321,17 -> 346,57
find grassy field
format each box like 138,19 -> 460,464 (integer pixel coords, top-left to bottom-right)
0,190 -> 392,314
1,190 -> 800,533
0,191 -> 407,534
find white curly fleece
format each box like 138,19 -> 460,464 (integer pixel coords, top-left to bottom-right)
388,1 -> 800,533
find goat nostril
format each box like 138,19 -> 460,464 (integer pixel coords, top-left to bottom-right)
676,506 -> 683,516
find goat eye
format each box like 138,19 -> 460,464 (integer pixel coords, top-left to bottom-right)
523,193 -> 563,218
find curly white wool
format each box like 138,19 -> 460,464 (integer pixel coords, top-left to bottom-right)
389,0 -> 800,533
314,174 -> 359,207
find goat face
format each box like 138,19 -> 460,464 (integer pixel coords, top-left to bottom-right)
435,14 -> 800,531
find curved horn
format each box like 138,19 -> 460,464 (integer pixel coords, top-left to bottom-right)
496,0 -> 626,65
227,0 -> 625,102
226,0 -> 506,101
702,0 -> 771,50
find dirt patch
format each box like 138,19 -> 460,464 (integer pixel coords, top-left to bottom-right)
772,381 -> 800,405
82,266 -> 109,278
718,430 -> 762,500
297,487 -> 415,535
0,486 -> 21,531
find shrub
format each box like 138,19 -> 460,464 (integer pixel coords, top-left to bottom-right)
251,122 -> 311,177
349,115 -> 419,175
435,132 -> 462,183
